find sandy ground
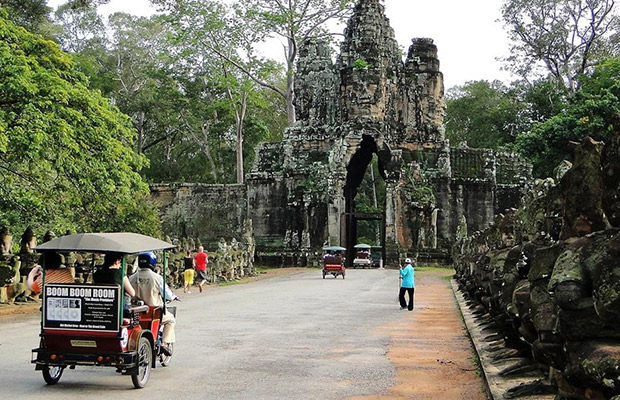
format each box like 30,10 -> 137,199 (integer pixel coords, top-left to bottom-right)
0,267 -> 488,399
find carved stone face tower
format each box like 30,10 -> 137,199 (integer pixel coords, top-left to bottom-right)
337,0 -> 404,125
247,0 -> 529,266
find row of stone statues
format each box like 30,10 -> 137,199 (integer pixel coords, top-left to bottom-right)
0,226 -> 256,304
164,235 -> 256,286
453,136 -> 620,399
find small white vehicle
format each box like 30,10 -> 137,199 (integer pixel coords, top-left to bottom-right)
352,243 -> 372,269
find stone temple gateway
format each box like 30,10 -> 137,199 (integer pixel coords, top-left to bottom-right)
151,0 -> 530,266
246,0 -> 529,266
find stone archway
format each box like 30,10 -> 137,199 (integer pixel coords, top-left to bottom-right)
342,135 -> 391,265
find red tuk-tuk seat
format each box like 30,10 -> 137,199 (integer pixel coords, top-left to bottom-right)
323,255 -> 343,265
138,305 -> 162,334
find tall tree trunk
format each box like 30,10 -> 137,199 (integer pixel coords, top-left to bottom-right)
201,123 -> 219,183
222,66 -> 249,184
136,110 -> 146,153
286,35 -> 297,125
181,111 -> 218,183
235,93 -> 248,184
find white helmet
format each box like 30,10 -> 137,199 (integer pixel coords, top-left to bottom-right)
404,258 -> 411,264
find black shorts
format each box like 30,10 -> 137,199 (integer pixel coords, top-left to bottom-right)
196,269 -> 208,281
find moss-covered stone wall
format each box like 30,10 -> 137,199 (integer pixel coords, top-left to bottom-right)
149,184 -> 247,250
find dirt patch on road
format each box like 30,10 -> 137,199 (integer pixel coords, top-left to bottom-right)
237,267 -> 309,283
349,268 -> 489,400
0,301 -> 40,319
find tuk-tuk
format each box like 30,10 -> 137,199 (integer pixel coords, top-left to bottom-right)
370,246 -> 383,268
322,246 -> 346,279
30,232 -> 175,388
352,243 -> 372,268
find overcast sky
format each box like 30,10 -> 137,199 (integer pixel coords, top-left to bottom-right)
48,0 -> 515,90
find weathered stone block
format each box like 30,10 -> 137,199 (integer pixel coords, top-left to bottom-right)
528,244 -> 564,282
549,249 -> 590,309
565,341 -> 620,395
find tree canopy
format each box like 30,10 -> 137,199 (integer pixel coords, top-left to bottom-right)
155,0 -> 355,125
52,2 -> 288,185
0,12 -> 160,235
445,80 -> 525,149
501,0 -> 619,91
515,56 -> 620,177
0,0 -> 57,37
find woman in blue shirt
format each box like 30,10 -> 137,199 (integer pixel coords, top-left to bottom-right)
399,258 -> 415,311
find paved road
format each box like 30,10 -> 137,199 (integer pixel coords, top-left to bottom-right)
0,268 -> 410,399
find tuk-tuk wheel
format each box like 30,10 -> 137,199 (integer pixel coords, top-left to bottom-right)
322,271 -> 326,279
42,365 -> 64,385
131,337 -> 152,389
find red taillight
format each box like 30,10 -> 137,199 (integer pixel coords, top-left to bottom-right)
97,356 -> 103,362
50,354 -> 57,360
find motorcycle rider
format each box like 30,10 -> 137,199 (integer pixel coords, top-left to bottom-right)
130,252 -> 176,355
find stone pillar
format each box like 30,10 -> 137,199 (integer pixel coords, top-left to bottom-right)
403,38 -> 445,142
434,177 -> 453,249
1,226 -> 12,256
384,181 -> 400,267
327,180 -> 345,246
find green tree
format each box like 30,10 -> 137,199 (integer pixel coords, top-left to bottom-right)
0,0 -> 57,37
232,0 -> 355,125
151,1 -> 288,183
445,80 -> 525,149
517,77 -> 569,124
515,56 -> 620,177
53,0 -> 107,53
0,13 -> 159,235
501,0 -> 619,91
51,3 -> 287,184
154,0 -> 355,126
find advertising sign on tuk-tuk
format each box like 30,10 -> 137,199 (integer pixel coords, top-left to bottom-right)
43,283 -> 121,333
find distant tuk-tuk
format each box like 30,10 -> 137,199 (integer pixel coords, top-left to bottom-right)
352,243 -> 372,269
322,246 -> 346,279
30,232 -> 175,389
370,246 -> 383,268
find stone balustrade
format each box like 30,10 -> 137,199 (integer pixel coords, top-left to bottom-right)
453,136 -> 620,399
0,227 -> 256,303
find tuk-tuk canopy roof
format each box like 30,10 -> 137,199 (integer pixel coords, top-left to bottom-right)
354,243 -> 371,249
322,245 -> 346,251
34,232 -> 176,254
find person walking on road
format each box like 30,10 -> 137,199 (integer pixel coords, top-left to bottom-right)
194,246 -> 209,293
183,250 -> 195,293
399,258 -> 415,311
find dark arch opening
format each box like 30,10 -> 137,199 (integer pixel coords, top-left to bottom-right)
343,135 -> 388,265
